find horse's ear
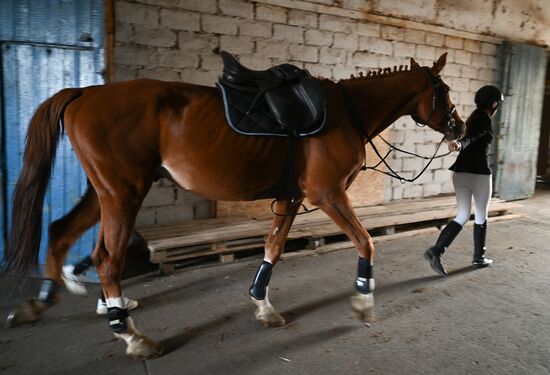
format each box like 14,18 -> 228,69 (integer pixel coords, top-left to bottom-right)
410,57 -> 421,69
431,53 -> 448,75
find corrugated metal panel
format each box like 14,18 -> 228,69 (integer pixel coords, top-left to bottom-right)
0,0 -> 103,49
1,0 -> 104,268
494,42 -> 548,200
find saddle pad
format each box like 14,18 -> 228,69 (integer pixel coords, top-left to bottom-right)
218,81 -> 326,137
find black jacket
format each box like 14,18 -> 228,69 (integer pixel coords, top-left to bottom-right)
449,109 -> 493,175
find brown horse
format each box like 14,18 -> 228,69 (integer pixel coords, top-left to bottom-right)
4,53 -> 464,359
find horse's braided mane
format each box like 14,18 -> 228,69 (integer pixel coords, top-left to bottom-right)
315,60 -> 438,83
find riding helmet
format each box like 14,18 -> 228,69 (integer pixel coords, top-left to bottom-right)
474,85 -> 504,108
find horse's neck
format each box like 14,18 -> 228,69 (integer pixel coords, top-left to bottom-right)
344,71 -> 427,137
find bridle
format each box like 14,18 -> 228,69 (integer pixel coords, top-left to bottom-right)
338,67 -> 460,184
412,67 -> 458,137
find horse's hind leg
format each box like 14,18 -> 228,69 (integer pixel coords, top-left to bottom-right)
249,199 -> 302,326
310,189 -> 375,323
46,185 -> 100,286
6,186 -> 100,327
93,190 -> 162,359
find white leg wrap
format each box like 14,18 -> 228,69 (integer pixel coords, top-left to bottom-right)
106,297 -> 125,309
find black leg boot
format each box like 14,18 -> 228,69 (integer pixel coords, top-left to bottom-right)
424,220 -> 462,276
473,221 -> 493,267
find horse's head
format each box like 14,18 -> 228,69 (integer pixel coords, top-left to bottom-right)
410,53 -> 465,141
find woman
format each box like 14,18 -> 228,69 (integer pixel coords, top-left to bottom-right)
424,85 -> 504,276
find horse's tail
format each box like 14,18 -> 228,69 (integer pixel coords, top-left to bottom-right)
3,88 -> 84,278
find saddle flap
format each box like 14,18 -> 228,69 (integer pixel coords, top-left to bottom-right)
264,77 -> 325,131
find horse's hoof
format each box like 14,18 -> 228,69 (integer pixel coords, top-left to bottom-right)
258,312 -> 286,327
5,299 -> 47,328
250,295 -> 285,327
126,335 -> 164,360
350,292 -> 375,323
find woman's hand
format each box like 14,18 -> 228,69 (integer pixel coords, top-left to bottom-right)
448,140 -> 461,152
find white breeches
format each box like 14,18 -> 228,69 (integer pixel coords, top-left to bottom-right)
452,172 -> 492,226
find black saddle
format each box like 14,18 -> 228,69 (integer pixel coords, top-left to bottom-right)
217,51 -> 326,137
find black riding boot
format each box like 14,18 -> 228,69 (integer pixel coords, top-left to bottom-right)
473,221 -> 493,267
424,220 -> 462,276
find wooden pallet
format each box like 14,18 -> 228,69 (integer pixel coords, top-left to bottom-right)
136,196 -> 521,273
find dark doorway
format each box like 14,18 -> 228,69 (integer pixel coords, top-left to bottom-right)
536,60 -> 550,182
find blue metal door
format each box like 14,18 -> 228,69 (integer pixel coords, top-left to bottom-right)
1,0 -> 104,270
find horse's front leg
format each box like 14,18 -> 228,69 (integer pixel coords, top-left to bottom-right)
311,189 -> 375,323
93,195 -> 162,360
249,199 -> 302,326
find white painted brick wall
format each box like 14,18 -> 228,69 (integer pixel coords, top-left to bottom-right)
360,37 -> 393,55
219,0 -> 254,18
114,0 -> 503,221
273,24 -> 304,43
220,35 -> 254,54
318,14 -> 354,33
355,22 -> 380,37
256,4 -> 286,23
305,29 -> 333,46
202,15 -> 239,35
288,9 -> 318,28
160,9 -> 200,31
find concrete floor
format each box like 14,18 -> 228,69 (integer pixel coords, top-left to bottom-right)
1,189 -> 550,375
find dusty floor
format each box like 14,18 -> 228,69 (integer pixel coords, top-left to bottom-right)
1,189 -> 550,375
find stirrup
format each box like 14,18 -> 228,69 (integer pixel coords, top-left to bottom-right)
424,247 -> 448,276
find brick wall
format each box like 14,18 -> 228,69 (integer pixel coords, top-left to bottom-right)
113,0 -> 502,220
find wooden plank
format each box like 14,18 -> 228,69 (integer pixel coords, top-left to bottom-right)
281,227 -> 439,260
142,196 -> 522,264
469,213 -> 525,226
138,197 -> 515,246
219,254 -> 235,263
137,216 -> 253,240
292,197 -> 513,228
281,213 -> 524,261
139,196 -> 458,240
292,196 -> 457,225
288,201 -> 519,239
150,237 -> 265,263
145,222 -> 271,250
156,241 -> 265,262
159,262 -> 175,275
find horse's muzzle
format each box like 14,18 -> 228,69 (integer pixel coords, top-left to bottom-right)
445,120 -> 465,141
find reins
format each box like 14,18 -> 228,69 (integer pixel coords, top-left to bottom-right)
337,82 -> 450,184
